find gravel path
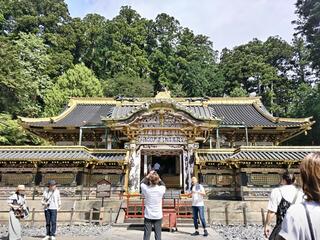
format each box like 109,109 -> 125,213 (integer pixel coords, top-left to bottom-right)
0,224 -> 265,240
212,224 -> 265,240
0,224 -> 111,239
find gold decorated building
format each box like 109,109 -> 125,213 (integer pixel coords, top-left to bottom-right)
0,90 -> 318,199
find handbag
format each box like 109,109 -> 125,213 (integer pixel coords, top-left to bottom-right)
13,206 -> 29,219
11,195 -> 29,219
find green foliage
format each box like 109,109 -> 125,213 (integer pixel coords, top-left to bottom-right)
0,114 -> 45,145
287,85 -> 320,145
219,36 -> 316,116
44,64 -> 103,116
230,87 -> 248,97
294,0 -> 320,71
0,0 -> 70,35
0,33 -> 51,116
0,1 -> 319,146
104,74 -> 154,97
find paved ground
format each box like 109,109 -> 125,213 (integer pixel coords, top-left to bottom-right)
22,226 -> 223,240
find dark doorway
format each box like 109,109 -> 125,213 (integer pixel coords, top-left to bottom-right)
142,155 -> 181,189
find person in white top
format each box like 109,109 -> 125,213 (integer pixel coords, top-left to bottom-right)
7,185 -> 28,240
189,176 -> 208,237
141,170 -> 166,240
41,180 -> 61,240
264,171 -> 304,239
279,152 -> 320,240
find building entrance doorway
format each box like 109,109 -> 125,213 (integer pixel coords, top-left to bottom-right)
141,151 -> 182,189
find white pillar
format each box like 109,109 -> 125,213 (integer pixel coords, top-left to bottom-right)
179,154 -> 183,188
128,143 -> 141,193
143,155 -> 148,176
107,135 -> 112,149
184,143 -> 198,192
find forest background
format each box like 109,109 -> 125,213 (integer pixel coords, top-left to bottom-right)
0,0 -> 319,145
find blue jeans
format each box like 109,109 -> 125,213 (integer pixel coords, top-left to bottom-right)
45,209 -> 57,236
192,206 -> 207,229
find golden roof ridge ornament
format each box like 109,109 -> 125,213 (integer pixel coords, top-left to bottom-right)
155,85 -> 171,99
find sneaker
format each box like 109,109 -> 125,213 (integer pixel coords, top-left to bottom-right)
42,236 -> 50,240
191,231 -> 200,236
204,229 -> 209,237
50,237 -> 56,240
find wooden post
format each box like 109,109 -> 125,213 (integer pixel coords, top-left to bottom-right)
207,208 -> 211,226
99,207 -> 105,225
242,204 -> 247,227
87,168 -> 92,200
109,208 -> 113,225
69,208 -> 74,226
89,208 -> 93,224
225,204 -> 229,225
31,208 -> 36,227
261,208 -> 266,226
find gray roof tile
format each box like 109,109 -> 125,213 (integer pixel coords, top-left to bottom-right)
0,149 -> 126,162
209,104 -> 303,127
31,104 -> 115,127
24,101 -> 309,128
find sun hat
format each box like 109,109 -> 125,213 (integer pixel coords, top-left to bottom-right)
16,185 -> 26,191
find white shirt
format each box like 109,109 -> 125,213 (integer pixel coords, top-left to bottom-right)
7,193 -> 27,209
42,189 -> 61,210
267,185 -> 304,212
192,184 -> 205,207
280,201 -> 320,240
141,183 -> 166,219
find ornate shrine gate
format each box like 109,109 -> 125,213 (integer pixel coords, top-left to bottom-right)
14,89 -> 317,199
104,96 -> 219,193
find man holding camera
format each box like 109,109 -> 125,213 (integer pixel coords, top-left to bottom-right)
141,170 -> 166,240
41,180 -> 61,240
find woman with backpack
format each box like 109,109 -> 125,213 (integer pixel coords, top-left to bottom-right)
264,171 -> 304,239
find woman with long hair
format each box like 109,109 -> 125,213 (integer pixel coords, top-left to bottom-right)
7,185 -> 28,240
279,152 -> 320,240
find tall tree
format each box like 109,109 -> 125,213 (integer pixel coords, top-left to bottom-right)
218,37 -> 315,116
104,74 -> 154,97
44,64 -> 103,116
294,0 -> 320,72
0,0 -> 70,35
0,33 -> 51,116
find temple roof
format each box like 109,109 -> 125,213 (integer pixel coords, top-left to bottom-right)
0,146 -> 127,163
19,96 -> 314,129
196,146 -> 320,163
0,146 -> 318,164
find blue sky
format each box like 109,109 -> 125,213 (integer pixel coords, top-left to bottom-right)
65,0 -> 297,51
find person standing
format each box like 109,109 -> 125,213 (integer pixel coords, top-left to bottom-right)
154,162 -> 161,174
263,171 -> 304,239
278,153 -> 320,240
141,170 -> 166,240
7,185 -> 28,240
190,176 -> 208,237
41,180 -> 61,240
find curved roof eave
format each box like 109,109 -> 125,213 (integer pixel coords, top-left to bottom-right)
102,98 -> 221,122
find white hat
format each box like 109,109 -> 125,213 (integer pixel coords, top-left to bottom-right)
16,185 -> 26,191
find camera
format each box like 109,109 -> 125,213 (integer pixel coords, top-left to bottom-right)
43,198 -> 50,208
